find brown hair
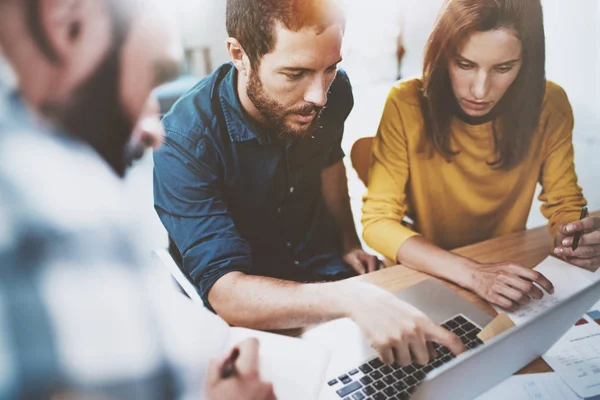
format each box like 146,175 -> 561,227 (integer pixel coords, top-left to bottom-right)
421,0 -> 546,169
226,0 -> 345,68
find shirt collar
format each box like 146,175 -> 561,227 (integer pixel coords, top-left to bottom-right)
218,64 -> 272,145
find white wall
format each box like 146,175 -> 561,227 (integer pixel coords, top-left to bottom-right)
543,0 -> 599,140
171,0 -> 229,75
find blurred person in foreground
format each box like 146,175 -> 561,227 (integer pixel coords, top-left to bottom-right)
0,0 -> 274,398
153,0 -> 465,367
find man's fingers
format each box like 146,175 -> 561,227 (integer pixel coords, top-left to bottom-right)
349,257 -> 367,275
235,338 -> 260,377
409,339 -> 431,366
507,265 -> 554,294
425,325 -> 465,356
376,346 -> 395,366
427,341 -> 437,360
364,254 -> 379,273
392,343 -> 411,367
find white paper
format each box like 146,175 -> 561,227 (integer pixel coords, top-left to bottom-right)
476,372 -> 582,400
228,327 -> 331,400
493,256 -> 598,325
543,310 -> 600,399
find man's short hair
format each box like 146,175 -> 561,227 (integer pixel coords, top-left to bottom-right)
226,0 -> 345,67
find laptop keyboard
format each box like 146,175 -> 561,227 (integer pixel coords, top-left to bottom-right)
326,314 -> 485,399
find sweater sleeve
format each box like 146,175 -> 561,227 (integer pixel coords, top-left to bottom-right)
361,85 -> 419,261
537,85 -> 587,239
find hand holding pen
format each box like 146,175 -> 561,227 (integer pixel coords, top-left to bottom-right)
204,338 -> 277,400
554,206 -> 600,272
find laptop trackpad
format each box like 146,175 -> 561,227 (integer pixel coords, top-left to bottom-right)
395,279 -> 493,328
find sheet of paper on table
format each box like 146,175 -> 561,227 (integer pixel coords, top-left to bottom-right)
542,298 -> 600,399
475,372 -> 583,400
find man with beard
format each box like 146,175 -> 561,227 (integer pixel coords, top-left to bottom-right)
154,0 -> 465,367
0,0 -> 275,399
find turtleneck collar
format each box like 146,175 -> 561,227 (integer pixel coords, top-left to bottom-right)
451,96 -> 500,126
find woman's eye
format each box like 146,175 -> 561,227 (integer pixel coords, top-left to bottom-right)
495,66 -> 513,74
456,61 -> 473,70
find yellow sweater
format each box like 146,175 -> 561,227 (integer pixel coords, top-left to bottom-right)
362,78 -> 587,261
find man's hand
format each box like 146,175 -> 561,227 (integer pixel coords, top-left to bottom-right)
204,338 -> 276,400
554,216 -> 600,272
467,262 -> 554,311
344,282 -> 465,366
343,248 -> 380,274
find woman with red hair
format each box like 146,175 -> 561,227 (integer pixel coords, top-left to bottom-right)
362,0 -> 599,311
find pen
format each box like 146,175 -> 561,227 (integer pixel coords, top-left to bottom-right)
571,206 -> 588,251
220,348 -> 240,378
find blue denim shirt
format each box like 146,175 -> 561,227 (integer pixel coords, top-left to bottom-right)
154,63 -> 355,309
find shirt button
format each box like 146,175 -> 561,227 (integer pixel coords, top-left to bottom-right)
277,207 -> 282,214
294,260 -> 300,266
289,187 -> 295,194
286,242 -> 292,248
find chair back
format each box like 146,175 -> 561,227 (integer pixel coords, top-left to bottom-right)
151,248 -> 203,303
350,137 -> 374,186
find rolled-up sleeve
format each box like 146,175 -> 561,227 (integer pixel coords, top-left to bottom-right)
153,129 -> 251,310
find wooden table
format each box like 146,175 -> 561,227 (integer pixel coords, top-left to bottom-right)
350,210 -> 599,375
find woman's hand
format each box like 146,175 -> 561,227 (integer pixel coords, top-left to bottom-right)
467,262 -> 554,310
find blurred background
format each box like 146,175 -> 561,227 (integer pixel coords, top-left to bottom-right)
130,0 -> 600,255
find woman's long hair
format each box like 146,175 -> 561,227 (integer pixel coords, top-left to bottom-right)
421,0 -> 546,169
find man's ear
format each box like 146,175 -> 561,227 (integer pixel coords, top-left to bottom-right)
226,38 -> 251,77
38,0 -> 83,63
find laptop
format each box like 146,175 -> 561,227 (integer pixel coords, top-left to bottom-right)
308,277 -> 600,400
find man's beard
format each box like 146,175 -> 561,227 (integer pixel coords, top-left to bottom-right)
246,71 -> 324,139
40,47 -> 135,178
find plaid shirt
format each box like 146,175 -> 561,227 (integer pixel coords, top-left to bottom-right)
0,67 -> 228,400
